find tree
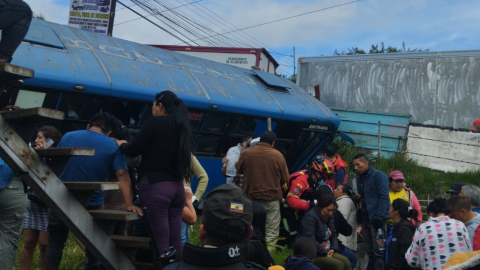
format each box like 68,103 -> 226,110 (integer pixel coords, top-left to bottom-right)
334,42 -> 428,55
34,12 -> 45,20
289,74 -> 296,84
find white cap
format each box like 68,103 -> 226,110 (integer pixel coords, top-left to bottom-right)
250,137 -> 260,147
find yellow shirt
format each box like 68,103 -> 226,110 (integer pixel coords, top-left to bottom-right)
387,189 -> 409,225
183,154 -> 209,200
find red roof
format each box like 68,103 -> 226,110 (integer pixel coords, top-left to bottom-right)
149,45 -> 279,68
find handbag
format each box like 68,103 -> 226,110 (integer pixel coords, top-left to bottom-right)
27,187 -> 47,206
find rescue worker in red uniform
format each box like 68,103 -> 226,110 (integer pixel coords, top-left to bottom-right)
285,156 -> 336,211
322,144 -> 348,188
278,156 -> 336,246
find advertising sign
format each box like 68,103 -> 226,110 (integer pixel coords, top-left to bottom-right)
68,0 -> 112,35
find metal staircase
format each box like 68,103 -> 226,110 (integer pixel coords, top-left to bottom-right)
0,63 -> 152,270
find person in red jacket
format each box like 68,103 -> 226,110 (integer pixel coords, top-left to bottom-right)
322,144 -> 348,189
286,157 -> 336,211
279,157 -> 335,247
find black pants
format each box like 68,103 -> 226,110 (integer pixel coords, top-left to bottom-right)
46,192 -> 115,270
0,0 -> 32,62
361,219 -> 387,270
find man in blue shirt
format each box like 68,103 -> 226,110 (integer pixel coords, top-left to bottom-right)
46,112 -> 142,270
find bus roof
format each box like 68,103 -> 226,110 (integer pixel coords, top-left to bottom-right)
14,19 -> 339,126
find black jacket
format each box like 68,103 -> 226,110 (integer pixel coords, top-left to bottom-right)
386,219 -> 416,270
298,207 -> 339,256
284,256 -> 320,270
333,210 -> 353,253
164,243 -> 267,270
245,239 -> 275,268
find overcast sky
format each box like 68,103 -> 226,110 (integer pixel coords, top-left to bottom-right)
24,0 -> 480,76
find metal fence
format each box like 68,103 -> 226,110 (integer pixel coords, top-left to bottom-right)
418,195 -> 433,220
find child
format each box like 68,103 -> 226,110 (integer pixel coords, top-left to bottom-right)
284,237 -> 320,270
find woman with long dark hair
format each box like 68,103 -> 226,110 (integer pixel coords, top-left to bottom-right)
117,90 -> 193,267
386,199 -> 417,270
298,194 -> 352,270
20,126 -> 62,270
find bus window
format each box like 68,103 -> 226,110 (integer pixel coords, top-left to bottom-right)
194,135 -> 223,156
200,112 -> 228,134
110,100 -> 145,126
289,131 -> 324,171
140,105 -> 152,125
0,89 -> 59,110
57,94 -> 107,121
227,115 -> 258,136
221,115 -> 258,155
275,139 -> 294,156
189,110 -> 205,132
275,121 -> 302,140
222,135 -> 242,156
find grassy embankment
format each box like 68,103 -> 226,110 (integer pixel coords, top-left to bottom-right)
15,143 -> 480,268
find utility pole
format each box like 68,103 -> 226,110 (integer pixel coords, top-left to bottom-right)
107,0 -> 117,36
293,46 -> 296,81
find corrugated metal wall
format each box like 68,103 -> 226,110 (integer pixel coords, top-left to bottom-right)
298,51 -> 480,129
332,108 -> 410,157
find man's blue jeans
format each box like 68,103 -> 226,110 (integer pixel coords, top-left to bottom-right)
181,222 -> 189,245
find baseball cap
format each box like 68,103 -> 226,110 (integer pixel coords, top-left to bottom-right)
389,170 -> 405,181
474,119 -> 480,125
249,137 -> 260,147
199,184 -> 253,228
446,182 -> 464,194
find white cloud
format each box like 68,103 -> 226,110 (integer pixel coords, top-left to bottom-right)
25,0 -> 69,24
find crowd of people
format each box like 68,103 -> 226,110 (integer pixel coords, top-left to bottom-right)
222,133 -> 480,270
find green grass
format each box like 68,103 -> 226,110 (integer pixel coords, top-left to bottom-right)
15,232 -> 86,270
271,247 -> 292,265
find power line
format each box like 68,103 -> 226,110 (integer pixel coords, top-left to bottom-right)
116,0 -> 149,11
179,0 -> 295,73
186,1 -> 282,54
176,0 -> 253,48
173,0 -> 247,48
116,0 -> 193,45
115,0 -> 203,26
132,0 -> 234,47
270,52 -> 293,57
175,0 -> 361,45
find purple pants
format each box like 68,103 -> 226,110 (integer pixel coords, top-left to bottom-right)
139,178 -> 185,269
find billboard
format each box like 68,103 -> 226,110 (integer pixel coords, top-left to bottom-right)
68,0 -> 112,35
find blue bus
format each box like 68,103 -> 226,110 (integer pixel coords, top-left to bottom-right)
2,19 -> 341,198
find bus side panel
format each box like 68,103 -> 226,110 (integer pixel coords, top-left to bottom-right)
193,157 -> 225,201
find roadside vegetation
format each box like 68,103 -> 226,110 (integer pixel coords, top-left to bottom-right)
334,141 -> 480,198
